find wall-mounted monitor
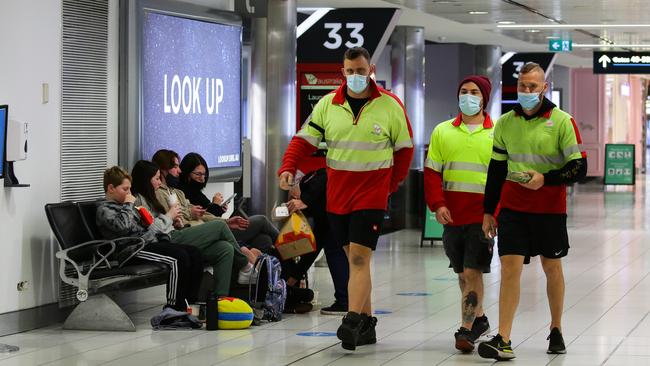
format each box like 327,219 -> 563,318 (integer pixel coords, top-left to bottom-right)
120,0 -> 242,181
0,105 -> 7,179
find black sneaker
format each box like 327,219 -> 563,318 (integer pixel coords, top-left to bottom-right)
320,301 -> 347,316
470,315 -> 490,341
357,315 -> 377,346
547,327 -> 566,354
478,334 -> 516,360
454,327 -> 475,353
336,312 -> 366,350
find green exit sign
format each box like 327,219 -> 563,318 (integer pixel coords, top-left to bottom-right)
549,39 -> 572,52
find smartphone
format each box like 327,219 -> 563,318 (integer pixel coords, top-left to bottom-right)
507,171 -> 532,183
220,193 -> 237,208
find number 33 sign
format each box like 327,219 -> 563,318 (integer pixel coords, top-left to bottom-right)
298,8 -> 400,63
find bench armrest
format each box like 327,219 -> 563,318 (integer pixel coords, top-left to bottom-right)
111,237 -> 146,268
56,239 -> 116,300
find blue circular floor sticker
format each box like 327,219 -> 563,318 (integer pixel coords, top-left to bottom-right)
296,332 -> 337,337
373,310 -> 392,315
396,292 -> 432,296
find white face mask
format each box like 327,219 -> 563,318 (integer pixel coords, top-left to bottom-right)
346,74 -> 369,94
517,91 -> 542,110
458,94 -> 482,116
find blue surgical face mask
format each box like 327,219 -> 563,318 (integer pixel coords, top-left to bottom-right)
517,91 -> 542,110
346,74 -> 369,94
458,94 -> 482,116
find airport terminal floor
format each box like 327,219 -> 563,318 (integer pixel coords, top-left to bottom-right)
2,177 -> 650,365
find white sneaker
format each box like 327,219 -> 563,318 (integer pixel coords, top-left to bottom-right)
237,266 -> 258,284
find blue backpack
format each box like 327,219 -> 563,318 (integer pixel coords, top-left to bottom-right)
249,254 -> 286,322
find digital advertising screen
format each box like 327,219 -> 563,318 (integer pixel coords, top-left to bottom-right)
141,11 -> 241,168
0,105 -> 7,178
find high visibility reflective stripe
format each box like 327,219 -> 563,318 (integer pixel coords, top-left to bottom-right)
296,130 -> 321,147
327,157 -> 393,171
326,139 -> 391,151
443,161 -> 487,173
394,139 -> 414,150
563,144 -> 583,157
443,181 -> 485,194
424,158 -> 443,171
509,153 -> 564,165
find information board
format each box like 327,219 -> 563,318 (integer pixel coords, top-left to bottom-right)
604,144 -> 635,185
421,206 -> 443,247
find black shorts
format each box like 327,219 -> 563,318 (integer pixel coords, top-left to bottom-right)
497,208 -> 570,260
327,210 -> 385,250
442,224 -> 494,273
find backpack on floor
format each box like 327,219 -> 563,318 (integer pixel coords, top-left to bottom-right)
248,254 -> 286,322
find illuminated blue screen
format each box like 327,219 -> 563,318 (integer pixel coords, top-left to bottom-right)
141,12 -> 242,168
0,106 -> 6,178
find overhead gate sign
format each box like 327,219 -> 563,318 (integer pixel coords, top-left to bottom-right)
593,51 -> 650,74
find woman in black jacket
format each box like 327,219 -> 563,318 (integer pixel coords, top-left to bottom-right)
179,152 -> 279,253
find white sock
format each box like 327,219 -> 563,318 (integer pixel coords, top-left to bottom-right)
241,263 -> 253,273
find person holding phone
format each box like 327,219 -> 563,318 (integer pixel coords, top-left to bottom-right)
478,62 -> 587,360
179,152 -> 280,253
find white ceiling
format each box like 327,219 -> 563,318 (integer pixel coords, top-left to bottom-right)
298,0 -> 650,68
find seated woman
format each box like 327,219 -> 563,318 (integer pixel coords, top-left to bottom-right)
151,149 -> 261,264
130,160 -> 257,297
96,166 -> 203,311
178,152 -> 279,253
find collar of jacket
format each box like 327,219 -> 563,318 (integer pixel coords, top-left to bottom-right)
452,112 -> 494,129
513,97 -> 556,120
331,77 -> 383,105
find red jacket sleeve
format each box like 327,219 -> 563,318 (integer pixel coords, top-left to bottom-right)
277,136 -> 319,176
390,147 -> 414,192
424,167 -> 445,212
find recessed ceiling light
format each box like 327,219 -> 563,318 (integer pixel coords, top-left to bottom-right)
546,35 -> 561,39
468,11 -> 488,15
497,20 -> 516,25
525,29 -> 541,33
498,24 -> 650,29
573,43 -> 650,48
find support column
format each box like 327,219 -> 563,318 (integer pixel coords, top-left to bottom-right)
474,45 -> 502,119
249,0 -> 296,216
390,26 -> 425,167
390,26 -> 425,229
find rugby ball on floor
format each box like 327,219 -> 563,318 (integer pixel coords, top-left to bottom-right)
218,297 -> 254,329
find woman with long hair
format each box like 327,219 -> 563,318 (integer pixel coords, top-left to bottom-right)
131,160 -> 256,297
178,153 -> 279,253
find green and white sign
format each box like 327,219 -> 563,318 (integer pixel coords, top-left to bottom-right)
549,39 -> 572,52
421,207 -> 443,247
604,144 -> 635,185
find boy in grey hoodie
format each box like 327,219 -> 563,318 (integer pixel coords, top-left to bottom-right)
96,166 -> 203,311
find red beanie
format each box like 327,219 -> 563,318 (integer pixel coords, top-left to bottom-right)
457,75 -> 492,109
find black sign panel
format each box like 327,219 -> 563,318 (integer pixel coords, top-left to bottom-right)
502,53 -> 556,86
593,52 -> 650,74
297,8 -> 400,63
501,53 -> 556,114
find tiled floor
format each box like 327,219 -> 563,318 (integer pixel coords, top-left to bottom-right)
2,177 -> 650,365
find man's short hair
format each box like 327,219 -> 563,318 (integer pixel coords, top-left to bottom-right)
344,47 -> 370,62
519,62 -> 544,76
103,166 -> 131,192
